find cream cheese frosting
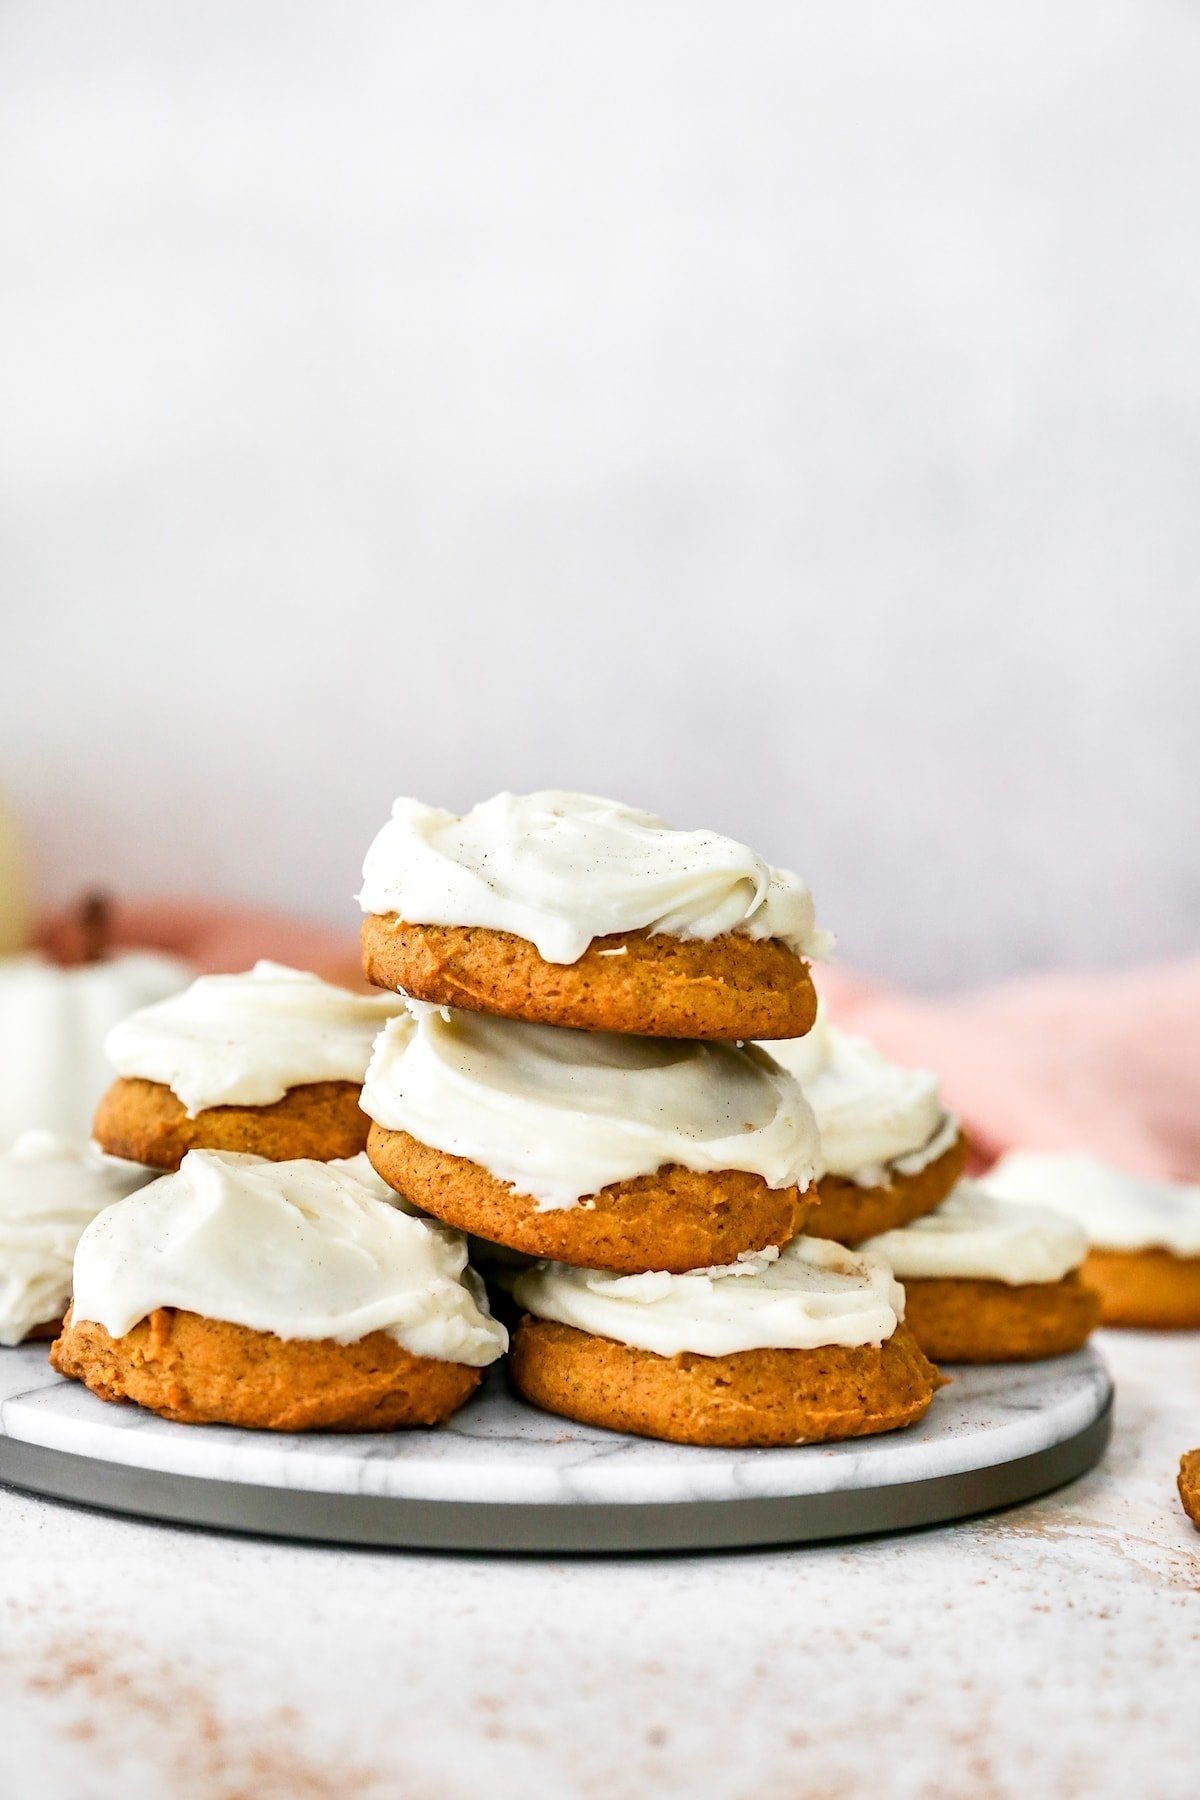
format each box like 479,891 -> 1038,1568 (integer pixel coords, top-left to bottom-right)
361,1001 -> 820,1210
766,1007 -> 958,1184
982,1151 -> 1200,1259
104,961 -> 405,1117
860,1178 -> 1087,1286
0,1131 -> 152,1346
70,1150 -> 507,1365
357,790 -> 832,964
512,1235 -> 905,1357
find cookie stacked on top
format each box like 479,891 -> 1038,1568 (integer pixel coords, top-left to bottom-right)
356,790 -> 942,1447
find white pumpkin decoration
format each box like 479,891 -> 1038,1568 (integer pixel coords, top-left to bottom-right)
0,940 -> 192,1150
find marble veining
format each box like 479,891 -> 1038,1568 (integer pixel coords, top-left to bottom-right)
0,1343 -> 1112,1508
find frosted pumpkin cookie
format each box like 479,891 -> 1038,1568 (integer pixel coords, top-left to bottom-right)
362,1001 -> 820,1272
767,1009 -> 966,1243
509,1236 -> 940,1447
860,1179 -> 1097,1361
358,790 -> 831,1039
93,962 -> 404,1170
50,1149 -> 506,1430
0,1131 -> 151,1345
983,1151 -> 1200,1329
1178,1452 -> 1200,1532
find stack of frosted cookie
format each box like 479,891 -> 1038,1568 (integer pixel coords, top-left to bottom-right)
769,1010 -> 1099,1363
49,961 -> 508,1428
35,789 -> 1104,1449
356,790 -> 943,1447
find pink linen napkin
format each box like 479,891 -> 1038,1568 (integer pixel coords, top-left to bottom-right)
817,960 -> 1200,1183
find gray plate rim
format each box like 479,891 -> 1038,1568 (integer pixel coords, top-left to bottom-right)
0,1392 -> 1113,1555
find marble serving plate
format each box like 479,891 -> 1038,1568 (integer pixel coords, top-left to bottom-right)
0,1343 -> 1112,1553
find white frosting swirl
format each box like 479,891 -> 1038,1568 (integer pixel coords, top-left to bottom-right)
70,1150 -> 507,1365
358,790 -> 831,965
0,1131 -> 152,1346
767,1009 -> 958,1184
982,1151 -> 1200,1258
361,1001 -> 819,1210
512,1235 -> 905,1357
860,1178 -> 1087,1285
105,962 -> 405,1116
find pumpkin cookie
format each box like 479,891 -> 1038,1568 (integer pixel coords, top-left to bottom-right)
51,1308 -> 483,1432
861,1179 -> 1096,1361
509,1237 -> 941,1447
983,1151 -> 1200,1329
767,1009 -> 965,1242
95,1076 -> 370,1171
358,790 -> 830,1038
95,961 -> 404,1170
1178,1451 -> 1200,1532
809,1133 -> 968,1245
362,916 -> 818,1041
51,1149 -> 506,1430
899,1275 -> 1097,1362
1077,1249 -> 1200,1330
0,1131 -> 150,1347
368,1128 -> 812,1274
361,1002 -> 819,1271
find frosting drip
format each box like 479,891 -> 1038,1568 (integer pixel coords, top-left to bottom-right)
512,1235 -> 905,1357
982,1151 -> 1200,1258
70,1150 -> 507,1365
358,790 -> 831,964
361,1001 -> 819,1210
0,1131 -> 152,1346
105,961 -> 405,1116
766,1009 -> 958,1184
860,1178 -> 1087,1285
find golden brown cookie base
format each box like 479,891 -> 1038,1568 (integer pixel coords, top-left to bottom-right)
1079,1247 -> 1200,1328
361,914 -> 817,1040
50,1307 -> 480,1431
367,1125 -> 812,1274
509,1316 -> 941,1447
1178,1450 -> 1200,1531
900,1272 -> 1098,1362
806,1132 -> 968,1245
93,1077 -> 370,1172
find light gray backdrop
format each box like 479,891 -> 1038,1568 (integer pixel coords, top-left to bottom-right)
2,0 -> 1197,987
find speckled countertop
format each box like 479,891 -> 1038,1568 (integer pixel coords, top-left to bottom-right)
2,1330 -> 1196,1800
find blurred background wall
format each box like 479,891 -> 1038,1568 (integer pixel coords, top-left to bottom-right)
2,0 -> 1197,988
